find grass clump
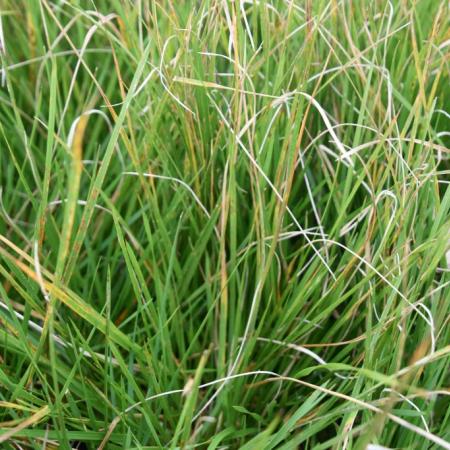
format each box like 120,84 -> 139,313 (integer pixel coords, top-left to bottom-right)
0,0 -> 449,448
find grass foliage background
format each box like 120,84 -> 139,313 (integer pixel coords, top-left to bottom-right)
0,0 -> 449,448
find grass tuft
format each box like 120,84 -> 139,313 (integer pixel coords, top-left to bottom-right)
0,0 -> 449,448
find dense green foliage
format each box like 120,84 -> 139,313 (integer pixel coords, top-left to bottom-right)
0,0 -> 449,448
